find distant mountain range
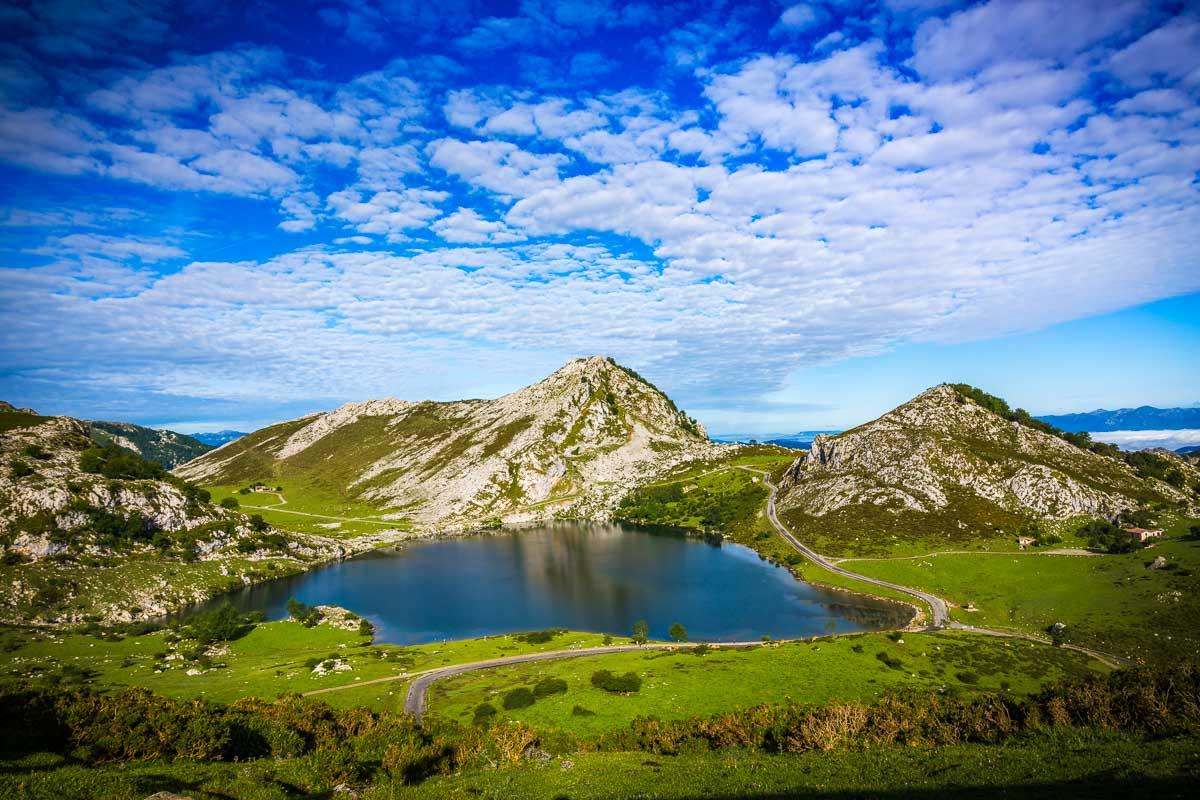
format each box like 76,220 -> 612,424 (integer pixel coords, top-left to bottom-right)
186,430 -> 247,447
711,431 -> 840,449
1036,405 -> 1200,433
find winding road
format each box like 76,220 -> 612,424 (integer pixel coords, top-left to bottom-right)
312,465 -> 1130,720
744,467 -> 952,627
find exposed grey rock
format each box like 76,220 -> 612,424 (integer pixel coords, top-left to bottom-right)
778,384 -> 1180,525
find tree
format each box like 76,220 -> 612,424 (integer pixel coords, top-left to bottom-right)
188,604 -> 252,645
220,497 -> 239,509
286,597 -> 320,627
1185,524 -> 1200,542
631,619 -> 649,645
248,514 -> 268,532
668,622 -> 688,642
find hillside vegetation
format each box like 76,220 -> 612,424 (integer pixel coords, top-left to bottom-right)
177,357 -> 720,529
777,384 -> 1199,556
87,420 -> 212,468
0,404 -> 346,623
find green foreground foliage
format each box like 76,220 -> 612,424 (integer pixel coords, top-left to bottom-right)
1,664 -> 1197,799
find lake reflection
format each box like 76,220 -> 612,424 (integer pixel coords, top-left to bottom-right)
200,522 -> 910,644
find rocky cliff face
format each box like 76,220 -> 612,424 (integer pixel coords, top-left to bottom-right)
778,384 -> 1192,524
0,406 -> 346,624
177,356 -> 720,527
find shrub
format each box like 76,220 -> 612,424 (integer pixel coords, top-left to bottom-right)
591,670 -> 642,693
1080,520 -> 1143,554
248,514 -> 268,532
357,619 -> 375,638
22,444 -> 51,461
79,443 -> 164,481
533,677 -> 568,699
956,671 -> 981,684
188,604 -> 254,645
472,703 -> 497,725
220,497 -> 240,509
10,461 -> 35,479
502,687 -> 535,709
513,628 -> 564,644
287,598 -> 321,627
875,651 -> 904,670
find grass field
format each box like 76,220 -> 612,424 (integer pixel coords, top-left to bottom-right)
2,729 -> 1195,799
0,621 -> 624,709
427,630 -> 1107,738
205,483 -> 411,538
842,516 -> 1200,664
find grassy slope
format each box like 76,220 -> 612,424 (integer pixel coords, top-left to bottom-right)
0,553 -> 313,622
843,517 -> 1200,664
0,623 -> 622,709
3,730 -> 1196,799
427,631 -> 1106,738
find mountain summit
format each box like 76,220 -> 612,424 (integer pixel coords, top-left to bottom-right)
777,384 -> 1198,555
176,357 -> 718,527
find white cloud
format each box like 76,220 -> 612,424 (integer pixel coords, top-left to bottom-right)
912,0 -> 1144,80
1092,429 -> 1200,451
428,138 -> 569,197
326,188 -> 448,241
432,208 -> 522,244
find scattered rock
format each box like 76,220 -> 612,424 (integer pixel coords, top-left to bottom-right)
1149,556 -> 1168,570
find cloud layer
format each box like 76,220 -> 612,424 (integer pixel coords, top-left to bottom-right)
1,0 -> 1198,423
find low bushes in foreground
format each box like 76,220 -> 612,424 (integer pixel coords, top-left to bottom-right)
0,666 -> 1197,788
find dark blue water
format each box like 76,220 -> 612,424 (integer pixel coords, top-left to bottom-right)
206,522 -> 908,644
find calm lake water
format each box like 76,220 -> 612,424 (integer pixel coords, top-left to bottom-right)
204,522 -> 909,644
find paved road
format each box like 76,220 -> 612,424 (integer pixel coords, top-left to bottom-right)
314,467 -> 1129,719
402,641 -> 765,721
741,467 -> 952,627
743,466 -> 1128,668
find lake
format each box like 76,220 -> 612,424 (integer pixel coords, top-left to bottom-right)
205,522 -> 910,644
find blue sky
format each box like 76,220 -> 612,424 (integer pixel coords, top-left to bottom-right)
1,0 -> 1198,434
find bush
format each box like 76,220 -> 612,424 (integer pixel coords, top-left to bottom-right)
220,497 -> 240,509
79,443 -> 165,481
591,670 -> 642,693
472,703 -> 497,725
875,651 -> 904,670
287,598 -> 321,627
956,671 -> 981,684
1080,520 -> 1143,554
502,687 -> 535,709
533,677 -> 568,699
357,619 -> 375,638
513,628 -> 564,644
10,460 -> 35,479
248,514 -> 268,532
188,604 -> 254,645
22,444 -> 51,461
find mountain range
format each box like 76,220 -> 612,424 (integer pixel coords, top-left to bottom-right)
186,430 -> 248,447
1036,405 -> 1200,432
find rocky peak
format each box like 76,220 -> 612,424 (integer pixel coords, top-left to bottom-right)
780,383 -> 1163,524
175,357 -> 718,528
